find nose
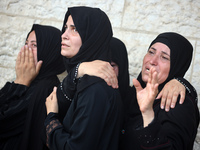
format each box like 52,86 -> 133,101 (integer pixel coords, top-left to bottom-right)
150,55 -> 159,66
61,29 -> 69,40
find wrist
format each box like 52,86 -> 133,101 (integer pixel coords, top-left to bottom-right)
77,62 -> 84,78
14,79 -> 31,87
142,110 -> 154,127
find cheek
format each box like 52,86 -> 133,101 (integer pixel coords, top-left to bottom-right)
73,38 -> 82,53
158,65 -> 170,84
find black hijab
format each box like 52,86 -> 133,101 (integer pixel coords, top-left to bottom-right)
137,32 -> 193,91
21,24 -> 65,149
61,6 -> 113,73
27,24 -> 65,79
110,37 -> 130,99
56,7 -> 113,118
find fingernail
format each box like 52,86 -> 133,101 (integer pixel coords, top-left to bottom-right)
165,108 -> 169,112
171,104 -> 174,108
161,105 -> 164,109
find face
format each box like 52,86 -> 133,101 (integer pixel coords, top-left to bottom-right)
111,61 -> 119,77
142,42 -> 170,84
25,31 -> 37,65
61,15 -> 82,58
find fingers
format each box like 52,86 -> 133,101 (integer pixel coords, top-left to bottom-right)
28,47 -> 34,65
36,60 -> 43,74
159,79 -> 186,111
16,50 -> 21,68
21,46 -> 25,64
132,78 -> 143,92
24,45 -> 29,63
179,90 -> 185,104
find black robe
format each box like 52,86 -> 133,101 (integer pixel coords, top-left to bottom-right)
0,24 -> 65,150
119,32 -> 200,150
44,6 -> 123,150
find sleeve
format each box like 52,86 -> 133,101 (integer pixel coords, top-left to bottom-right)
175,77 -> 198,102
135,96 -> 199,150
0,82 -> 29,138
45,83 -> 119,150
0,82 -> 28,118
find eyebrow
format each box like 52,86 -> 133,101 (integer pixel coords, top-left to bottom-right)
26,40 -> 37,43
70,25 -> 76,28
150,47 -> 170,56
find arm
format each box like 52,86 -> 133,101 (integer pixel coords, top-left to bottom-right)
45,82 -> 121,150
132,67 -> 159,127
135,96 -> 198,150
133,69 -> 199,149
0,45 -> 42,104
77,60 -> 118,88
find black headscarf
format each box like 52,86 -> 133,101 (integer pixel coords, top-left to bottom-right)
110,37 -> 130,99
21,24 -> 65,149
137,32 -> 193,91
27,24 -> 65,79
61,6 -> 113,73
56,7 -> 113,119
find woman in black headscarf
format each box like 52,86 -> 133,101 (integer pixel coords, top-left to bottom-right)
0,24 -> 65,150
120,32 -> 200,150
45,7 -> 122,150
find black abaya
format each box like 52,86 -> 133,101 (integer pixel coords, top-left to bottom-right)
0,24 -> 65,150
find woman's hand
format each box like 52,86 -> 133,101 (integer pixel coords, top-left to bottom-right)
45,87 -> 59,115
133,68 -> 159,127
14,45 -> 42,86
157,79 -> 185,112
78,60 -> 118,88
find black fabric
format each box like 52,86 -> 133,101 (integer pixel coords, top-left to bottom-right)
0,24 -> 65,150
45,81 -> 122,150
137,32 -> 193,91
61,6 -> 113,73
45,6 -> 123,150
57,6 -> 113,120
119,32 -> 199,150
27,24 -> 65,79
110,37 -> 130,99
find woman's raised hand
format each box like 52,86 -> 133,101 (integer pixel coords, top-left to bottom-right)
133,67 -> 159,127
14,45 -> 42,86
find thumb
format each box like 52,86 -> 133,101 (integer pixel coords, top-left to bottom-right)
36,60 -> 43,74
132,78 -> 143,92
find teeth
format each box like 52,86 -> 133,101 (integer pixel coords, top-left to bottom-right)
146,68 -> 149,72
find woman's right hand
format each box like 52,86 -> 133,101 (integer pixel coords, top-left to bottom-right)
78,60 -> 118,88
133,68 -> 159,127
14,45 -> 42,86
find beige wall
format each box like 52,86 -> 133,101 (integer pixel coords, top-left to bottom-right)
0,0 -> 199,149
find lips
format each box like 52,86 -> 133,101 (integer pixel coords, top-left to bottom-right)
61,43 -> 70,47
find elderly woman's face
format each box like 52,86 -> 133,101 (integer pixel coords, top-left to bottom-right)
142,42 -> 170,84
61,15 -> 82,58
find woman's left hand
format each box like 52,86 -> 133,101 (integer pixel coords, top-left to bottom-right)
45,87 -> 59,115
